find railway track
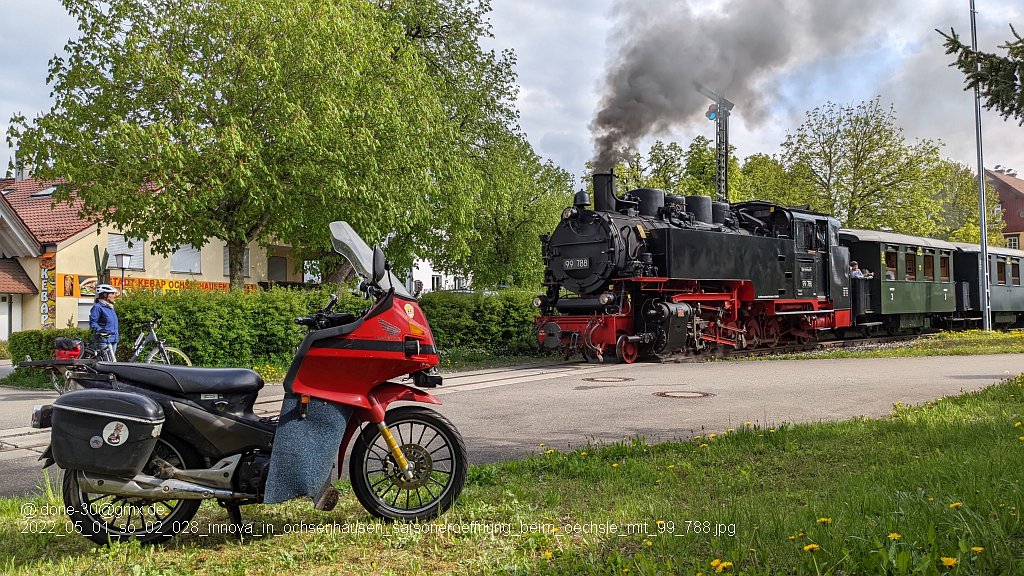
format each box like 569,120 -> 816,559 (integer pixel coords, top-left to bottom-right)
657,333 -> 935,363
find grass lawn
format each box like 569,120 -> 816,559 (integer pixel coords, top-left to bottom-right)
2,374 -> 1022,575
768,329 -> 1024,361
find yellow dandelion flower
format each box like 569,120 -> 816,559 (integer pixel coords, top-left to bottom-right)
550,526 -> 559,533
727,428 -> 735,433
538,443 -> 545,447
656,520 -> 666,526
715,561 -> 733,572
744,421 -> 752,426
1019,436 -> 1024,442
970,546 -> 984,553
949,502 -> 962,510
888,532 -> 900,541
543,551 -> 552,560
668,464 -> 676,469
700,443 -> 709,448
623,569 -> 630,574
545,449 -> 555,454
928,497 -> 934,502
655,479 -> 662,485
787,535 -> 796,541
816,517 -> 832,525
798,530 -> 806,537
612,463 -> 620,468
803,543 -> 821,552
709,433 -> 718,439
710,559 -> 722,568
693,435 -> 703,440
579,451 -> 587,456
769,428 -> 776,432
940,557 -> 957,567
645,540 -> 653,547
1014,421 -> 1021,427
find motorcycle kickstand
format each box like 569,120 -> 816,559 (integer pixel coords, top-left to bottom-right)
219,500 -> 243,532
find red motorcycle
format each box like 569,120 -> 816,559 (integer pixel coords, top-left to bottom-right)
28,222 -> 467,544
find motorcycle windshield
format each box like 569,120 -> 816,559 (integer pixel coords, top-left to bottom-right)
329,221 -> 413,299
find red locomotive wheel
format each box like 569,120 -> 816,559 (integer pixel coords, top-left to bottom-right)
762,318 -> 781,348
743,318 -> 762,349
615,336 -> 638,364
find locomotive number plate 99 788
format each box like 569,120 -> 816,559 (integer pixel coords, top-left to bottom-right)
563,258 -> 590,270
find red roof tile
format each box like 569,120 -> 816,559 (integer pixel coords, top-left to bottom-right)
988,169 -> 1024,195
0,258 -> 37,294
0,179 -> 92,244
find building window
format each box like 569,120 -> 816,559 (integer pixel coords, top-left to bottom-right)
923,254 -> 935,281
903,252 -> 916,281
107,234 -> 145,270
454,277 -> 467,290
222,247 -> 250,277
1007,236 -> 1019,250
431,275 -> 442,291
268,256 -> 288,282
170,245 -> 201,274
77,300 -> 92,329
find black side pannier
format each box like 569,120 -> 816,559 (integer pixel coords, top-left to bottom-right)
54,337 -> 82,350
51,389 -> 164,476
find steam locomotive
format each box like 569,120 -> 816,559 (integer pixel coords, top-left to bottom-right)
534,173 -> 1024,362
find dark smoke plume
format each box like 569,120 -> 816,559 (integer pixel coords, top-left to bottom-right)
591,0 -> 893,170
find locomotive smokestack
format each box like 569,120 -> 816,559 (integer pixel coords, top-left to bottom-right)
592,172 -> 617,212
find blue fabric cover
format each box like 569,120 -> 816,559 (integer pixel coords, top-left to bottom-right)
263,393 -> 352,504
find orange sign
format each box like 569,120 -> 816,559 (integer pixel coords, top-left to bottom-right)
111,276 -> 257,293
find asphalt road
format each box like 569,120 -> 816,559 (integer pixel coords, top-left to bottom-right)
1,354 -> 1020,498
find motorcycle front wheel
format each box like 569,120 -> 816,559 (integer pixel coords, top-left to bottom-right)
350,406 -> 467,521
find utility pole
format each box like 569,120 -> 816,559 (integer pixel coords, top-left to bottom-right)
696,83 -> 735,203
970,0 -> 992,330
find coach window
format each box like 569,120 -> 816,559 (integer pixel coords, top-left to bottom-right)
1012,260 -> 1021,286
884,249 -> 898,279
923,254 -> 935,281
939,254 -> 951,282
903,251 -> 917,281
997,260 -> 1007,285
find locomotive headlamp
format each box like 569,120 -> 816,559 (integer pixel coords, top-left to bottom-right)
533,295 -> 548,308
598,292 -> 615,305
562,207 -> 578,220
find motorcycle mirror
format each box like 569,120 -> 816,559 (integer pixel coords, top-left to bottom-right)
325,293 -> 338,312
372,246 -> 386,285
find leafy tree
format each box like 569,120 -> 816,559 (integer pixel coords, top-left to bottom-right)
940,26 -> 1024,124
8,0 -> 506,289
457,134 -> 573,288
931,160 -> 1003,245
781,98 -> 943,235
733,153 -> 803,206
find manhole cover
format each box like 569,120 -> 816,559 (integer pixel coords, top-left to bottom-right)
653,391 -> 714,399
582,376 -> 635,383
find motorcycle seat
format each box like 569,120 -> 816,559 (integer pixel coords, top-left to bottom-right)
94,363 -> 265,395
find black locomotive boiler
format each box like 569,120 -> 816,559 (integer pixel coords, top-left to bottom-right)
534,173 -> 1024,362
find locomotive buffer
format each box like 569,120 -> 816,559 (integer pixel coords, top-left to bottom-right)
696,83 -> 735,204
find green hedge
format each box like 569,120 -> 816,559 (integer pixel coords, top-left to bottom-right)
9,328 -> 90,363
6,288 -> 540,370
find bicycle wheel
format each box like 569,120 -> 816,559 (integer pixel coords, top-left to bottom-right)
145,347 -> 192,366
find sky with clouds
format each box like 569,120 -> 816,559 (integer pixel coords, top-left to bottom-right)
2,0 -> 1021,187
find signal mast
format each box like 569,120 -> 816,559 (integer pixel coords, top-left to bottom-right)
696,84 -> 735,203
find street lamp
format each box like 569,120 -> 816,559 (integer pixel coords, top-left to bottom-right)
112,253 -> 132,293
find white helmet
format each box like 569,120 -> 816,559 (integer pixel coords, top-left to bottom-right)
96,284 -> 119,295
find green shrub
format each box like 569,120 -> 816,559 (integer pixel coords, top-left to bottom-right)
0,340 -> 9,361
7,288 -> 540,371
9,327 -> 90,363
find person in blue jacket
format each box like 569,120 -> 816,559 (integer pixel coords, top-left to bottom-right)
89,284 -> 120,360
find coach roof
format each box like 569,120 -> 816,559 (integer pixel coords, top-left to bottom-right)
839,229 -> 959,250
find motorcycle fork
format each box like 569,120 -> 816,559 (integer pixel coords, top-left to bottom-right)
377,422 -> 416,482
